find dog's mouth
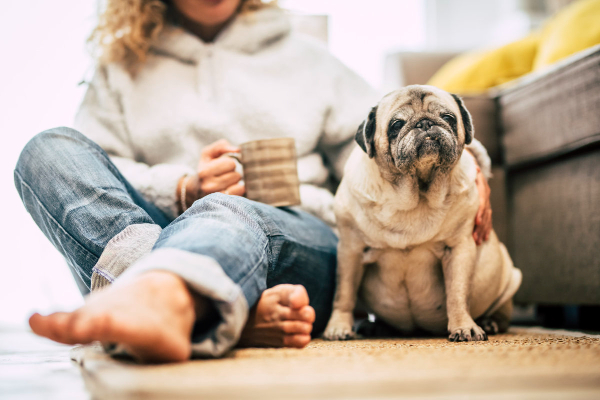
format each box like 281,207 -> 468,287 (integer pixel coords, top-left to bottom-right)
417,136 -> 441,154
415,129 -> 448,158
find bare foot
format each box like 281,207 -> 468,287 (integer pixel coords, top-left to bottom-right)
238,284 -> 315,349
29,271 -> 197,363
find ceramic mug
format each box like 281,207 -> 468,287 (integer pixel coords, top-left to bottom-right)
230,137 -> 301,207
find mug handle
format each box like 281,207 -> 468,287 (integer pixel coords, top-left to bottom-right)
226,152 -> 245,188
226,152 -> 242,163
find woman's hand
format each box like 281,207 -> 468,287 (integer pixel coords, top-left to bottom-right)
177,139 -> 245,213
473,167 -> 492,245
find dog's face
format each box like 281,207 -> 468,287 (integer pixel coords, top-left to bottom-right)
356,85 -> 473,178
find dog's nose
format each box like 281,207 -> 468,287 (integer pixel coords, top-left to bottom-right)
416,119 -> 434,131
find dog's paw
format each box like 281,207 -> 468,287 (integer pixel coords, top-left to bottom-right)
475,316 -> 499,335
323,311 -> 355,341
448,323 -> 488,342
323,324 -> 355,341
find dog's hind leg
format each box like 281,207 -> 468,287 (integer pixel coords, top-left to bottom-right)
476,300 -> 513,335
356,316 -> 403,338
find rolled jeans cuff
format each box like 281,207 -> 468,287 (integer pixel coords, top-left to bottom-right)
116,248 -> 249,358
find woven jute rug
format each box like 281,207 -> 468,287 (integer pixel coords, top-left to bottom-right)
71,328 -> 600,400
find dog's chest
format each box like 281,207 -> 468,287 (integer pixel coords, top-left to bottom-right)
359,246 -> 448,334
357,198 -> 451,249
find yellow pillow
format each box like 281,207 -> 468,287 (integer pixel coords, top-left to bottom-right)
534,0 -> 600,70
427,32 -> 540,95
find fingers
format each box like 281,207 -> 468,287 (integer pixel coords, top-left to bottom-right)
474,211 -> 485,243
200,139 -> 239,161
473,165 -> 493,245
473,226 -> 482,245
482,208 -> 493,241
221,183 -> 245,196
473,214 -> 484,245
201,172 -> 242,194
198,156 -> 237,179
216,171 -> 242,189
473,208 -> 493,245
475,206 -> 484,226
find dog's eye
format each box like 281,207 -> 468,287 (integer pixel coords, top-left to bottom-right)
442,114 -> 455,124
391,120 -> 405,130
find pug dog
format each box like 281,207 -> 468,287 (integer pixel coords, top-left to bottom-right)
324,85 -> 521,342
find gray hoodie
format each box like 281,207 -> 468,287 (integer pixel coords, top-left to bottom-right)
75,7 -> 380,224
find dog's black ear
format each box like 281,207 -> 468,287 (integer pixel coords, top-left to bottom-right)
355,105 -> 378,158
451,94 -> 473,145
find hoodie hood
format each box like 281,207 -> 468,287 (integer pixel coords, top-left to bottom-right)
151,7 -> 291,63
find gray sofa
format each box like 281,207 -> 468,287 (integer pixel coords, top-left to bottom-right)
383,45 -> 600,306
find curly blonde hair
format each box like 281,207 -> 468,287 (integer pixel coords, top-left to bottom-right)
89,0 -> 277,75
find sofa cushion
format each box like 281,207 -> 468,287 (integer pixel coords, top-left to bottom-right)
427,32 -> 540,94
534,0 -> 600,70
500,45 -> 600,168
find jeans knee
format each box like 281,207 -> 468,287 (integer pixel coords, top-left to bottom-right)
187,193 -> 266,230
194,193 -> 264,217
199,192 -> 248,207
15,127 -> 95,184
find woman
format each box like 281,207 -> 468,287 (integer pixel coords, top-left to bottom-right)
15,0 -> 493,363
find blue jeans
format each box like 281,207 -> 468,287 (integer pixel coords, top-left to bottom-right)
15,127 -> 337,356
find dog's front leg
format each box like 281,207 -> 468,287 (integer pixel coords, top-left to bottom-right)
323,230 -> 366,340
442,238 -> 487,341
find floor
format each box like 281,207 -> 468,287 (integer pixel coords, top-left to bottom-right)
2,327 -> 600,400
0,328 -> 88,400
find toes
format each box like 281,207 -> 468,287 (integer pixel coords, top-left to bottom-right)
472,326 -> 488,341
448,326 -> 488,342
323,326 -> 356,341
299,306 -> 315,323
30,310 -> 104,345
448,329 -> 470,342
29,312 -> 72,343
29,313 -> 50,338
461,330 -> 472,341
283,334 -> 311,348
278,305 -> 316,323
279,321 -> 312,335
270,284 -> 309,309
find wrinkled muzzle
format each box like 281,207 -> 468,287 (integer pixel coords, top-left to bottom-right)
415,126 -> 452,156
394,125 -> 459,170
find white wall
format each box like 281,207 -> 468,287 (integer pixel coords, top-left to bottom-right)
425,0 -> 532,51
0,1 -> 96,327
281,0 -> 427,90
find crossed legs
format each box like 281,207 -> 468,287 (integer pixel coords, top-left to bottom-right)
16,128 -> 337,362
